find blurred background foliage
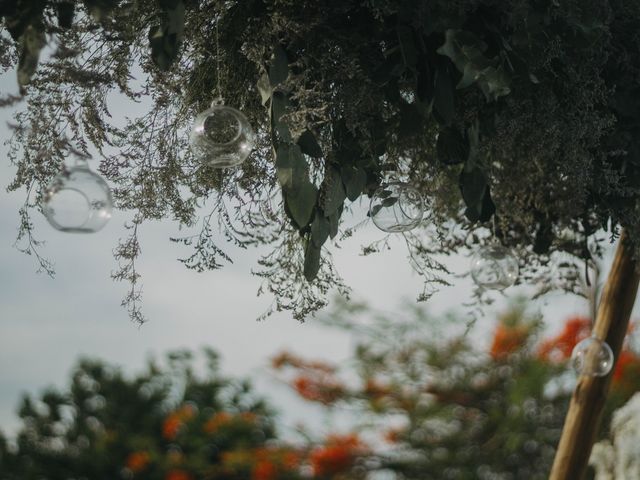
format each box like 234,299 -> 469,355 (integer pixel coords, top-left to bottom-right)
2,302 -> 640,479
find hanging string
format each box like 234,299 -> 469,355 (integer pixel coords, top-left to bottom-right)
212,16 -> 223,106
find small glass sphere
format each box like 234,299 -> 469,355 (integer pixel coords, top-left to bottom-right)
43,162 -> 113,233
470,244 -> 518,290
190,103 -> 255,168
369,182 -> 423,233
571,336 -> 614,377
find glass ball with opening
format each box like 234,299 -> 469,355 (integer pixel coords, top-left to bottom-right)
43,161 -> 113,233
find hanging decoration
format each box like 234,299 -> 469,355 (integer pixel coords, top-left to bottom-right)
189,16 -> 255,169
571,336 -> 614,377
43,158 -> 113,233
369,182 -> 424,233
470,244 -> 518,290
190,99 -> 255,168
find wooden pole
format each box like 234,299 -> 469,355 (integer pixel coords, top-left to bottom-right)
549,230 -> 640,480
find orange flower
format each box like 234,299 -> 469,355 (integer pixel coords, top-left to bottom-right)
538,317 -> 592,362
310,434 -> 365,477
252,460 -> 278,480
126,451 -> 150,472
165,469 -> 193,480
162,414 -> 182,440
203,411 -> 233,434
490,324 -> 529,360
364,379 -> 392,399
383,427 -> 404,444
613,350 -> 640,383
240,411 -> 258,423
292,375 -> 345,404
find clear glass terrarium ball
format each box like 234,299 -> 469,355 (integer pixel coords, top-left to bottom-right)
369,182 -> 424,233
189,103 -> 255,168
470,244 -> 519,290
571,337 -> 614,377
43,162 -> 113,233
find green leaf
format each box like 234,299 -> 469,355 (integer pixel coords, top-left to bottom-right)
297,130 -> 323,158
459,166 -> 488,220
434,64 -> 455,125
311,213 -> 330,247
303,241 -> 322,282
271,92 -> 292,142
17,24 -> 46,88
320,166 -> 346,216
57,2 -> 75,29
397,26 -> 417,70
148,1 -> 185,71
269,45 -> 289,87
328,207 -> 341,238
286,181 -> 318,229
275,143 -> 307,190
257,72 -> 273,106
437,126 -> 469,165
341,165 -> 367,201
437,29 -> 510,102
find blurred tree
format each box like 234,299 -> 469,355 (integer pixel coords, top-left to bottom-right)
271,302 -> 640,479
2,306 -> 640,478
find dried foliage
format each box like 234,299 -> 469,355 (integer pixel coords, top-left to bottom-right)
2,0 -> 640,322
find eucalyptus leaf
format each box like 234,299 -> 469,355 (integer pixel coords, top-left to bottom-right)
397,25 -> 417,70
437,126 -> 468,165
303,240 -> 322,282
297,130 -> 323,158
287,181 -> 318,228
257,72 -> 272,106
270,45 -> 289,87
57,2 -> 75,29
321,166 -> 346,216
328,207 -> 341,238
271,91 -> 292,142
434,64 -> 455,125
459,166 -> 487,208
341,165 -> 367,201
311,214 -> 330,247
275,143 -> 307,190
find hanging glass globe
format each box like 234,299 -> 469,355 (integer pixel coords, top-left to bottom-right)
190,100 -> 255,168
42,160 -> 113,233
470,244 -> 518,290
369,182 -> 423,233
571,336 -> 614,377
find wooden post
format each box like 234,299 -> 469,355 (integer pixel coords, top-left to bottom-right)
549,230 -> 640,480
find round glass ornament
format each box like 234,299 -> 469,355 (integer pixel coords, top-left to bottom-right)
190,100 -> 255,168
43,160 -> 113,233
470,244 -> 519,290
571,336 -> 614,377
369,182 -> 423,233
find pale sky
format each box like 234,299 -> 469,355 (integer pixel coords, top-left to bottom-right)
0,65 -> 600,441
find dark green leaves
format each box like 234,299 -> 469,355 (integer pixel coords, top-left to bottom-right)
297,130 -> 323,158
434,64 -> 455,125
341,164 -> 367,201
149,0 -> 185,71
303,241 -> 322,282
437,29 -> 511,102
269,45 -> 289,87
56,2 -> 75,29
320,166 -> 346,217
276,144 -> 317,228
459,166 -> 495,222
437,126 -> 468,165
